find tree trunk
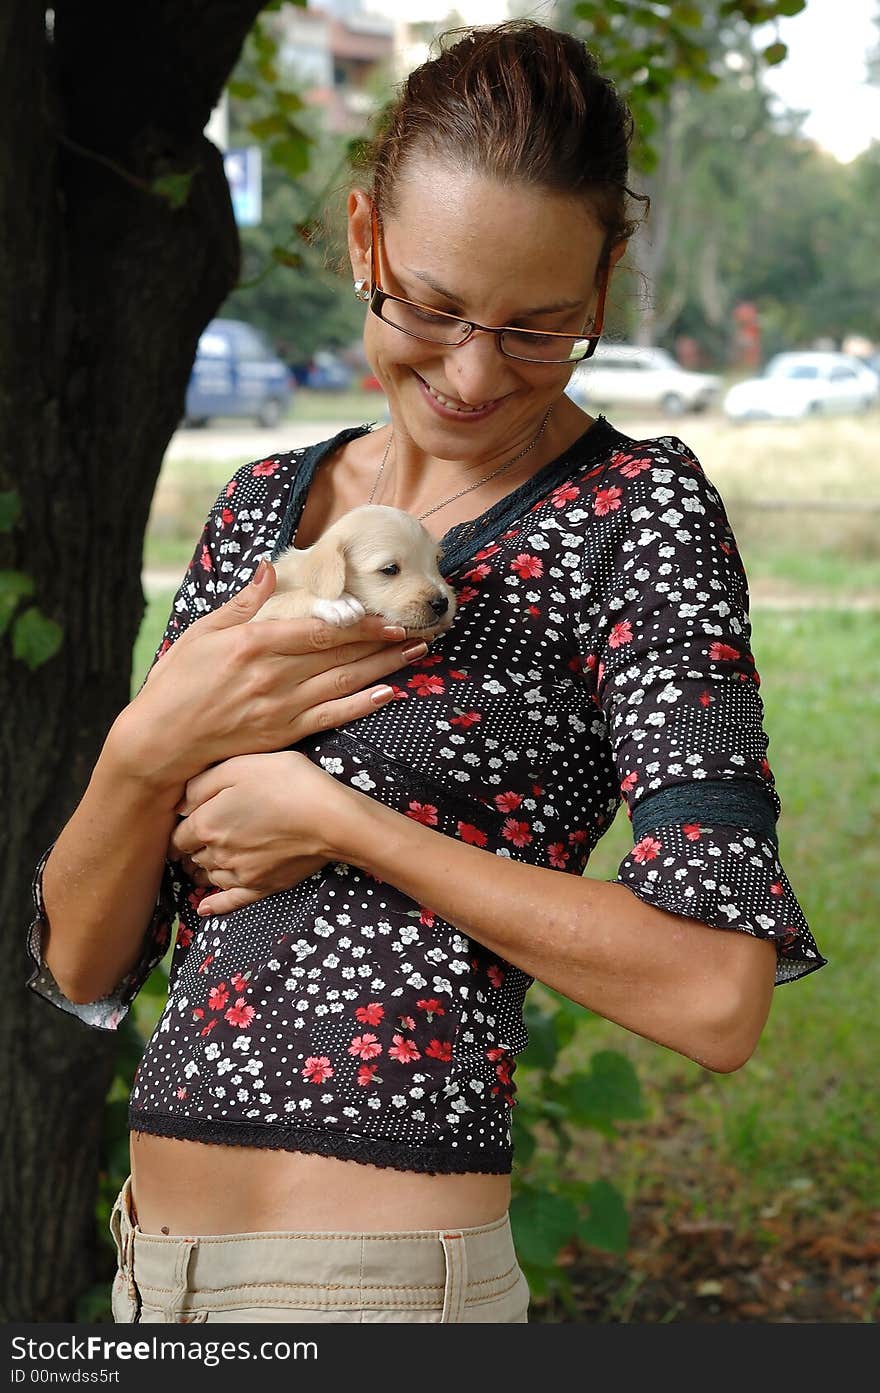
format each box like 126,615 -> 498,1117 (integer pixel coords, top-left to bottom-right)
1,0 -> 264,1321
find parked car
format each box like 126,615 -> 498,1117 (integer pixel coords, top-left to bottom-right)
722,351 -> 879,422
305,350 -> 355,392
184,319 -> 294,428
565,344 -> 720,415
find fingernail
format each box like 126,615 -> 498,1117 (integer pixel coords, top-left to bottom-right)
382,624 -> 406,639
253,558 -> 267,584
370,685 -> 395,706
402,641 -> 428,661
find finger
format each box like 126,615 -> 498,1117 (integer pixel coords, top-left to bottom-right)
168,817 -> 208,858
289,638 -> 429,733
196,887 -> 264,916
257,612 -> 408,660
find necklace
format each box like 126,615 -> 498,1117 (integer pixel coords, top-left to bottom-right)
368,405 -> 553,522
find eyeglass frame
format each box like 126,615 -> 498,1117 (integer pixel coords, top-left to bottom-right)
366,203 -> 610,365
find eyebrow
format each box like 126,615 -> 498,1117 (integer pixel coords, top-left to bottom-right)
402,266 -> 583,319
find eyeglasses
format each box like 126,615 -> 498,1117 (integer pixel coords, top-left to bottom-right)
367,204 -> 608,365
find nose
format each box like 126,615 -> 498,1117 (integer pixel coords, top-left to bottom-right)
445,332 -> 513,406
429,594 -> 449,617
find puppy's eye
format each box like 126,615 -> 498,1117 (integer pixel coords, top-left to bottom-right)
379,563 -> 400,577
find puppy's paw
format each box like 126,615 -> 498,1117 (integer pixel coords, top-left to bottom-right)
311,593 -> 367,627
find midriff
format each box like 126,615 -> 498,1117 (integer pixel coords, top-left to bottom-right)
130,1131 -> 511,1236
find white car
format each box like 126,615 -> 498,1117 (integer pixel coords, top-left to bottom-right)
565,344 -> 720,415
723,352 -> 879,422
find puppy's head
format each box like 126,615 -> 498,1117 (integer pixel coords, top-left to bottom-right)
305,505 -> 457,635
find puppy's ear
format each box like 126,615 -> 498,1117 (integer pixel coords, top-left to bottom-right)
300,535 -> 347,600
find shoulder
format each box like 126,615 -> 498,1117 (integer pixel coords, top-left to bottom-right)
575,429 -> 729,532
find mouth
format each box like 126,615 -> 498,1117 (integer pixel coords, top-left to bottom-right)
414,371 -> 505,421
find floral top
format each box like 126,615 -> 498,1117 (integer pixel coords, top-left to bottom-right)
26,417 -> 826,1175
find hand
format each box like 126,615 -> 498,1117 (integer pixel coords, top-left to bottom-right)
167,750 -> 354,917
116,559 -> 430,794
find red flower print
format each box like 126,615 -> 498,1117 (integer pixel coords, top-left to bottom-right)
419,906 -> 436,927
495,791 -> 523,813
608,620 -> 633,650
486,1047 -> 508,1062
621,772 -> 638,795
449,669 -> 469,680
760,757 -> 773,780
192,1008 -> 204,1020
770,881 -> 784,897
176,925 -> 193,949
593,485 -> 623,516
474,544 -> 501,559
231,972 -> 248,994
198,954 -> 214,973
617,455 -> 653,478
407,673 -> 445,696
527,604 -> 540,617
225,480 -> 237,498
457,822 -> 488,847
388,1035 -> 421,1063
406,801 -> 439,825
208,984 -> 229,1012
682,824 -> 703,841
548,843 -> 570,868
348,1033 -> 382,1060
251,459 -> 279,477
708,641 -> 741,662
357,1064 -> 380,1087
568,829 -> 588,845
302,1056 -> 334,1084
224,997 -> 256,1029
176,1087 -> 187,1100
502,819 -> 532,847
551,483 -> 580,507
494,1060 -> 513,1085
199,1019 -> 218,1038
389,685 -> 409,700
487,965 -> 505,989
698,690 -> 715,707
511,553 -> 543,580
199,545 -> 213,574
355,1003 -> 385,1026
425,1039 -> 453,1062
456,586 -> 479,604
632,835 -> 662,864
417,998 -> 446,1020
463,563 -> 492,582
397,1015 -> 417,1031
450,710 -> 482,728
221,507 -> 235,526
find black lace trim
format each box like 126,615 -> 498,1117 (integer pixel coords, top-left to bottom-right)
631,777 -> 779,848
129,1109 -> 513,1176
270,417 -> 628,579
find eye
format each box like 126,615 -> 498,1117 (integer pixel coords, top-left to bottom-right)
379,563 -> 400,576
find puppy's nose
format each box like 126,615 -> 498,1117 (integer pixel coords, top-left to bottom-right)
429,594 -> 449,617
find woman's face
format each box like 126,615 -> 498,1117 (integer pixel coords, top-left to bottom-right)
348,161 -> 613,460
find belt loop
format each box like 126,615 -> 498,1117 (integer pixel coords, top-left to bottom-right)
164,1238 -> 199,1322
440,1231 -> 467,1324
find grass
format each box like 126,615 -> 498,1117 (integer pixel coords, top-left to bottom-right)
132,585 -> 878,1223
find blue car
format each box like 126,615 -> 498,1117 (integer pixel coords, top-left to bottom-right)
185,319 -> 294,428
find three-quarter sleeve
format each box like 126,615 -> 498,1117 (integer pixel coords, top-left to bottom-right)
589,437 -> 826,985
25,468 -> 256,1028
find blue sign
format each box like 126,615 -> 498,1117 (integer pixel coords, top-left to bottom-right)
224,147 -> 262,227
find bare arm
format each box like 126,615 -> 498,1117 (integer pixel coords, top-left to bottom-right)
327,786 -> 777,1074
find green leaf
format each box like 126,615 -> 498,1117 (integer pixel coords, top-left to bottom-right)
151,172 -> 194,210
510,1188 -> 579,1269
762,41 -> 788,66
0,569 -> 34,637
276,90 -> 305,114
228,79 -> 258,100
521,1003 -> 560,1072
269,136 -> 311,179
11,605 -> 63,668
0,489 -> 21,532
248,113 -> 288,141
579,1179 -> 630,1255
561,1050 -> 645,1133
271,246 -> 304,269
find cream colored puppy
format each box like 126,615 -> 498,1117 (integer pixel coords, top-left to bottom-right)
251,504 -> 457,636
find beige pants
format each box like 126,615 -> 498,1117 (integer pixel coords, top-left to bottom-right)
110,1176 -> 529,1324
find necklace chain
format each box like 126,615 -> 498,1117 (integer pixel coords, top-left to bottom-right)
368,405 -> 553,522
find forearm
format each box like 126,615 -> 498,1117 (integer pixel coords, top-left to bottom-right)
40,711 -> 184,1003
331,791 -> 776,1073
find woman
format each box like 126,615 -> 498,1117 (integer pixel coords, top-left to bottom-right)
26,21 -> 825,1323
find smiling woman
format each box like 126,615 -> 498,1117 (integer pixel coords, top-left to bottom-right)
26,18 -> 824,1325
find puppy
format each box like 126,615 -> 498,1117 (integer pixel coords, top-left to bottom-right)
250,504 -> 457,636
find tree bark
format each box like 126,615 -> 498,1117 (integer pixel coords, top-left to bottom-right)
0,0 -> 265,1320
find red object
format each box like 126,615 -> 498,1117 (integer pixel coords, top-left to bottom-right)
360,374 -> 383,391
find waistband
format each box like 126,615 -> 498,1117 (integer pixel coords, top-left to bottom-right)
111,1176 -> 520,1319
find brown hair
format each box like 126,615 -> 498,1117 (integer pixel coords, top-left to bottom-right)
358,19 -> 648,272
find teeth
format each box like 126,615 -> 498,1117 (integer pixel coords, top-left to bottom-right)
424,380 -> 492,413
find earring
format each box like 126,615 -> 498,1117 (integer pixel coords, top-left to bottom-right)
354,279 -> 369,302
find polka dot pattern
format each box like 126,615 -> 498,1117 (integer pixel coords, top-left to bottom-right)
26,421 -> 825,1174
